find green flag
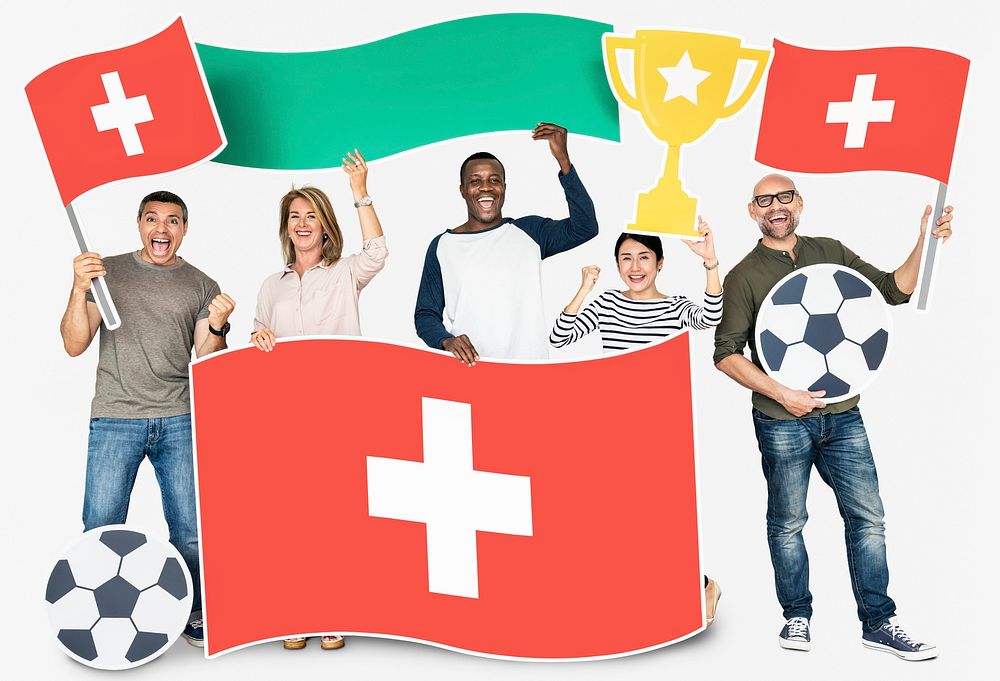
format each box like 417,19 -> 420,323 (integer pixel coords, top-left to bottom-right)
197,14 -> 619,170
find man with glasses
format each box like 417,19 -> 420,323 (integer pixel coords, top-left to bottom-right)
713,173 -> 953,660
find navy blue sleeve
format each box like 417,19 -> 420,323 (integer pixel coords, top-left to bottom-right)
514,165 -> 599,259
414,234 -> 453,349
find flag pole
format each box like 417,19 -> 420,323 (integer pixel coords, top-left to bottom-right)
914,182 -> 948,312
66,202 -> 121,330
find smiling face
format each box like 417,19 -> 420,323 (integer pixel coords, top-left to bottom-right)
617,238 -> 662,297
749,174 -> 803,241
137,201 -> 187,265
286,196 -> 324,257
459,159 -> 506,228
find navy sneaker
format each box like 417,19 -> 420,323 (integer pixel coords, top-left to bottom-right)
862,618 -> 937,661
182,619 -> 204,648
779,616 -> 811,651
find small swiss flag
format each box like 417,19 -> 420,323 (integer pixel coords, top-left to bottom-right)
192,336 -> 704,659
25,17 -> 225,205
755,41 -> 969,183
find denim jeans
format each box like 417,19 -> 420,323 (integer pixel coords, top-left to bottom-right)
752,406 -> 895,632
83,414 -> 201,615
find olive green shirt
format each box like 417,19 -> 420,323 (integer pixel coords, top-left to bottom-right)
713,235 -> 910,419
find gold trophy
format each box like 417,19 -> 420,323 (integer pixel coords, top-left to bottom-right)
604,30 -> 770,237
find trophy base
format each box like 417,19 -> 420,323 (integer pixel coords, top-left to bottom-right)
627,189 -> 701,239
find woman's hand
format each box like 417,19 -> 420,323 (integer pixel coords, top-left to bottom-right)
342,149 -> 368,199
682,216 -> 717,265
580,265 -> 600,294
252,328 -> 276,352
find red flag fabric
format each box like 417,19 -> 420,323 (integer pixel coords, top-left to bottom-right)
191,336 -> 703,659
755,41 -> 969,183
25,17 -> 224,205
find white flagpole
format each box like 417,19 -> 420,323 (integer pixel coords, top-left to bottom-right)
914,182 -> 948,312
66,202 -> 121,330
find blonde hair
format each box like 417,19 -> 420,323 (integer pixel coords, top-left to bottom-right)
278,185 -> 343,266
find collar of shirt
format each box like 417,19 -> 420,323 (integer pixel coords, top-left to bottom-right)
279,260 -> 331,278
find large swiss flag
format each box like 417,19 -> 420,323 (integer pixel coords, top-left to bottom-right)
756,41 -> 969,183
25,17 -> 224,205
191,336 -> 703,659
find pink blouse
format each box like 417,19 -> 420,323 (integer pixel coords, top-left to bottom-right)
253,236 -> 387,337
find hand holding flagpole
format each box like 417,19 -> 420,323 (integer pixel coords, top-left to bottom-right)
66,204 -> 120,329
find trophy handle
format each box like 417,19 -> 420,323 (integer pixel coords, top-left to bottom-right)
603,35 -> 640,110
719,47 -> 772,119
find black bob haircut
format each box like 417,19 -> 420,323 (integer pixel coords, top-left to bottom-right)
614,232 -> 663,261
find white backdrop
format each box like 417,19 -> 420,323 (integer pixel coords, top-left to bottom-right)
2,1 -> 997,679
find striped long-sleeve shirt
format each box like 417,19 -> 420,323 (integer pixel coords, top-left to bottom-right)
550,289 -> 724,352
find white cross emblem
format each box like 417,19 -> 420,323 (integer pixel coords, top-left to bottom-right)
367,397 -> 533,599
825,74 -> 895,149
90,71 -> 154,156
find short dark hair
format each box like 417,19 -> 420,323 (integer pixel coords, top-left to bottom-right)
459,152 -> 505,182
614,232 -> 663,261
138,190 -> 188,223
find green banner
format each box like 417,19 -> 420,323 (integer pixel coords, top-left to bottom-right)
196,14 -> 619,170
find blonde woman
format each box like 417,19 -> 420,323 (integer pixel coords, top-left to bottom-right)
251,151 -> 387,650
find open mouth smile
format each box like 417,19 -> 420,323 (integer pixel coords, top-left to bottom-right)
150,237 -> 171,257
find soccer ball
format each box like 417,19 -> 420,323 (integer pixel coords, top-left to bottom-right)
754,264 -> 892,402
45,525 -> 193,670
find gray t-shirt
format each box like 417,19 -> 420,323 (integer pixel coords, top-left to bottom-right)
87,252 -> 220,418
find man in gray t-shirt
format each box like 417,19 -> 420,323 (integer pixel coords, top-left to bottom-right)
60,191 -> 236,648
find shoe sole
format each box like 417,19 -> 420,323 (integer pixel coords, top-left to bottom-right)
779,637 -> 810,651
182,634 -> 205,648
862,640 -> 937,661
321,638 -> 345,650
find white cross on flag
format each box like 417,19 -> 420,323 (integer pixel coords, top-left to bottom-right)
191,336 -> 704,659
25,17 -> 225,206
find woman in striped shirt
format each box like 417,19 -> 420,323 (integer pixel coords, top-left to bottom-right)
550,219 -> 722,352
550,219 -> 724,624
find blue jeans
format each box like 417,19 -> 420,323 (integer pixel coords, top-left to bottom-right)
752,407 -> 895,632
83,415 -> 200,615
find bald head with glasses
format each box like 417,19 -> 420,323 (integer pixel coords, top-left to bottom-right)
748,173 -> 804,241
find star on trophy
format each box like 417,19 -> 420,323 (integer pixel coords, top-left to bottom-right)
604,30 -> 770,237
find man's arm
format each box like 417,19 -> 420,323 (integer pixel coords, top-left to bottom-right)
194,293 -> 236,358
715,354 -> 826,418
892,204 -> 954,295
712,267 -> 824,417
519,123 -> 599,258
60,252 -> 105,356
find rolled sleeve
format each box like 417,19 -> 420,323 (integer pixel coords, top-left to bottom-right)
713,275 -> 753,365
350,235 -> 388,291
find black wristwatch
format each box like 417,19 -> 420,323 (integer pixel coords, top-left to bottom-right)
209,321 -> 230,337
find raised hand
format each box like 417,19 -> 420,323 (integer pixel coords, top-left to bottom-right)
72,252 -> 106,293
207,293 -> 236,330
531,122 -> 571,174
681,216 -> 717,264
342,149 -> 369,199
919,204 -> 954,242
580,265 -> 601,293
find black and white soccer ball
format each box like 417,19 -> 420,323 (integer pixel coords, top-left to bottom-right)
754,264 -> 892,402
45,525 -> 193,670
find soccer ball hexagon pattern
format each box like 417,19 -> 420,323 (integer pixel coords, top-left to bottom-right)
45,525 -> 193,670
754,264 -> 892,403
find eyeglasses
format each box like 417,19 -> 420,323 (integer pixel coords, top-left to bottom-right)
752,190 -> 798,208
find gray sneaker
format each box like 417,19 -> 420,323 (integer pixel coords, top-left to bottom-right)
862,618 -> 937,661
779,616 -> 811,651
